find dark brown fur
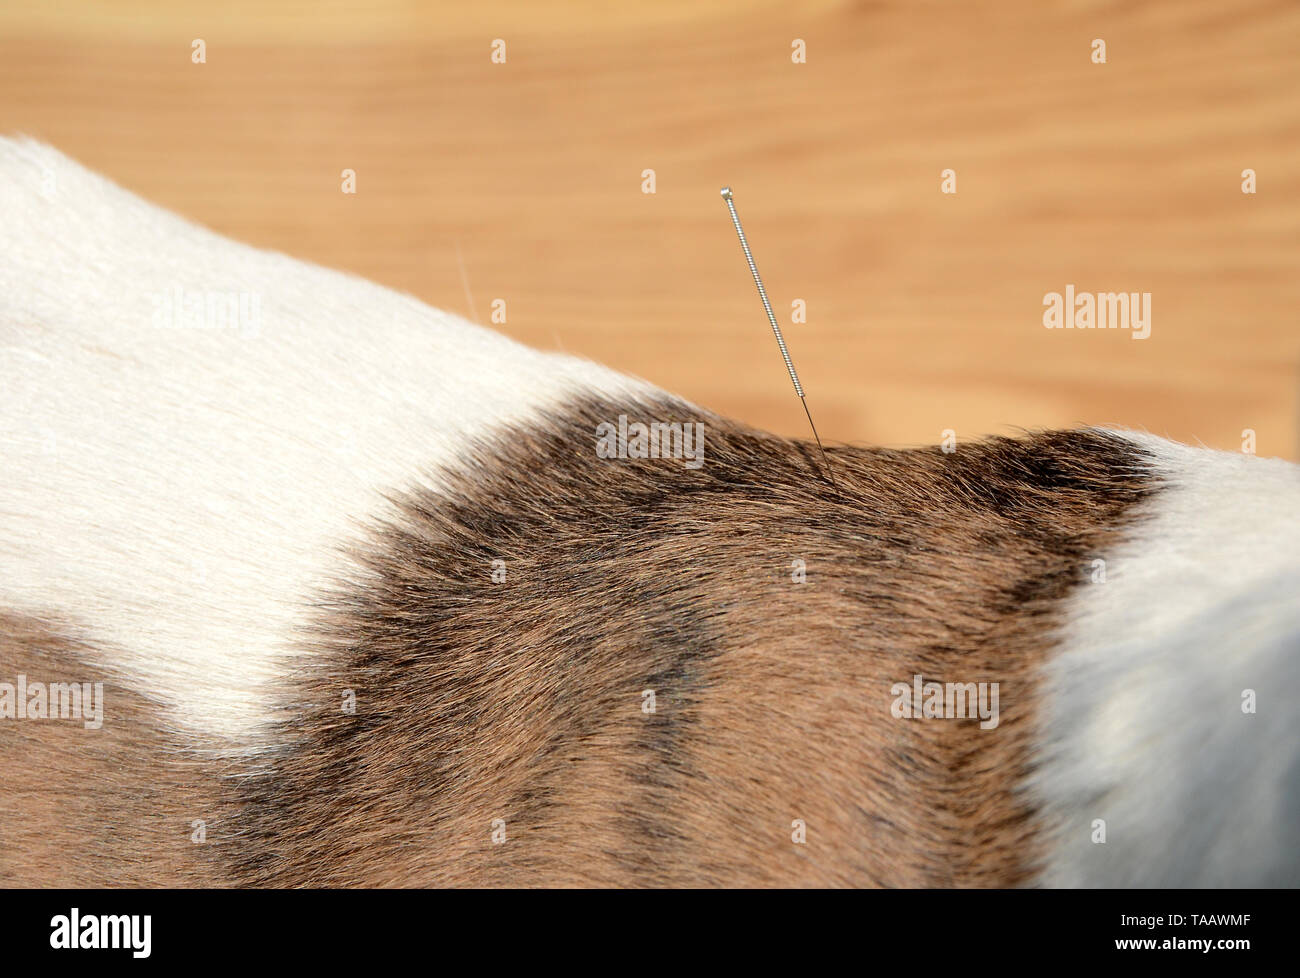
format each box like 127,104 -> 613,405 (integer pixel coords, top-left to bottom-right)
0,394 -> 1155,886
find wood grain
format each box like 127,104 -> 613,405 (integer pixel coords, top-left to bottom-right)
2,0 -> 1296,458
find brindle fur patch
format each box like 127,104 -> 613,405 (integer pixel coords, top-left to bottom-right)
221,395 -> 1154,887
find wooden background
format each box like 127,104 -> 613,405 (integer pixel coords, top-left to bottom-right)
2,0 -> 1297,458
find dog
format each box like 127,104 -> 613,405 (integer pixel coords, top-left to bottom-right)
1,138 -> 1296,887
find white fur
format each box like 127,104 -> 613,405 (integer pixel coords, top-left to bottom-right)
0,138 -> 652,749
1033,431 -> 1300,886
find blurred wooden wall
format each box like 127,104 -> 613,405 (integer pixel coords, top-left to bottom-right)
2,0 -> 1297,458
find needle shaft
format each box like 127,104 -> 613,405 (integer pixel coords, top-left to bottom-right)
721,186 -> 836,488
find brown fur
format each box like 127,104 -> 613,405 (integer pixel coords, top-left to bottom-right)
0,394 -> 1155,886
0,614 -> 228,886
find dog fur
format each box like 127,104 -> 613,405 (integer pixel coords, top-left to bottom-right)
1,139 -> 1296,887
